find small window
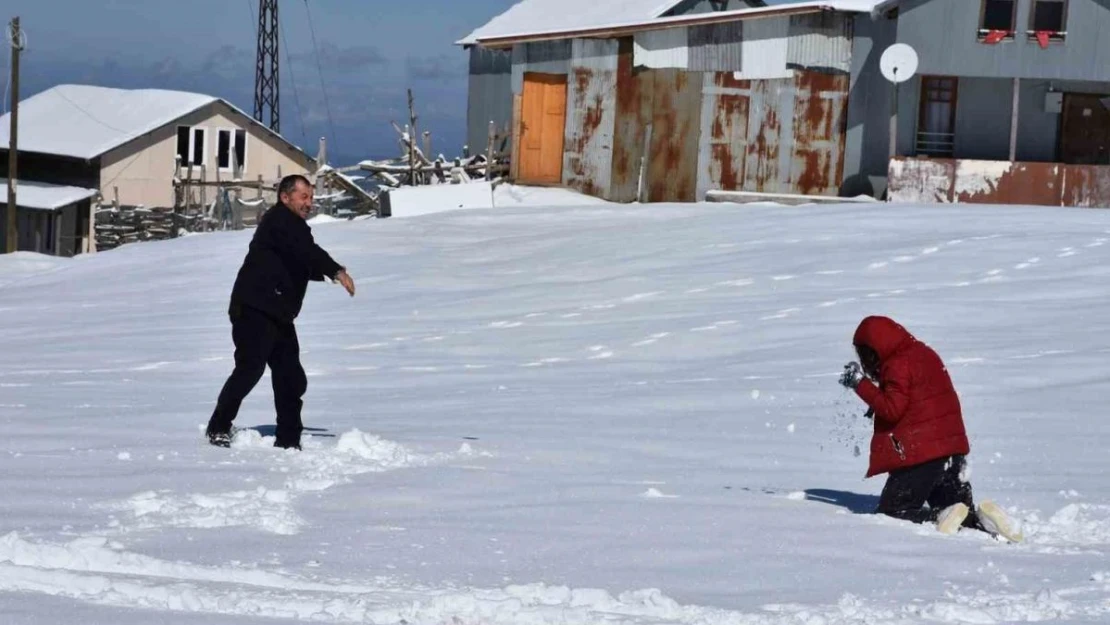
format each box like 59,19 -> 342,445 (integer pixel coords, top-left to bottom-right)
1029,0 -> 1068,45
216,129 -> 248,171
979,0 -> 1016,40
176,125 -> 207,167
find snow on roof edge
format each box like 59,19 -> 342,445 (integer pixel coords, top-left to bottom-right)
0,177 -> 98,211
462,1 -> 880,47
455,0 -> 689,46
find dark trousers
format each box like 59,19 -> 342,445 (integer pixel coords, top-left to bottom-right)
876,454 -> 986,532
207,305 -> 307,447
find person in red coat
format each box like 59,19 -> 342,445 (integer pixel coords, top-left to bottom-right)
838,316 -> 1022,542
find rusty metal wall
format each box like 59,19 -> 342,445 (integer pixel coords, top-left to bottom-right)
888,157 -> 1110,207
688,22 -> 743,72
742,77 -> 792,193
790,71 -> 850,195
646,69 -> 703,202
562,39 -> 620,198
696,72 -> 750,200
511,40 -> 572,94
693,69 -> 848,197
610,38 -> 654,203
785,13 -> 852,74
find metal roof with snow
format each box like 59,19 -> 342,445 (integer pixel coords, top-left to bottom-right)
0,84 -> 312,162
457,0 -> 688,45
0,177 -> 98,211
459,0 -> 887,46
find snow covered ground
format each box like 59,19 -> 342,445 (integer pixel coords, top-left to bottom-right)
2,188 -> 1110,624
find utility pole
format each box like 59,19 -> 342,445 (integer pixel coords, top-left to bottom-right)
6,16 -> 22,254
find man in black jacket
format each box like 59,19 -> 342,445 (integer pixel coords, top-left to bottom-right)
205,174 -> 355,450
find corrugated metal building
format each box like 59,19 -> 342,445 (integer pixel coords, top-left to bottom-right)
878,0 -> 1110,207
460,1 -> 878,202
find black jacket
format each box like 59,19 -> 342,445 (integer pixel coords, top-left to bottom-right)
229,203 -> 344,324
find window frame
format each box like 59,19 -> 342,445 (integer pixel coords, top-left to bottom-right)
175,125 -> 208,167
216,127 -> 249,173
1027,0 -> 1069,43
977,0 -> 1018,41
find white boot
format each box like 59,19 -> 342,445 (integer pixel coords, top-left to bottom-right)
977,500 -> 1023,543
936,502 -> 969,535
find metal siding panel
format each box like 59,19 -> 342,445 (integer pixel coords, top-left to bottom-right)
646,69 -> 703,202
688,22 -> 743,72
738,17 -> 792,80
634,28 -> 690,69
744,78 -> 785,191
775,79 -> 797,193
512,41 -> 572,93
611,38 -> 654,203
563,39 -> 619,198
954,160 -> 1061,205
786,13 -> 852,74
890,157 -> 1110,207
790,71 -> 850,196
467,71 -> 514,157
469,46 -> 512,75
843,14 -> 897,198
951,77 -> 1014,161
898,0 -> 1110,81
1061,164 -> 1110,207
511,44 -> 525,94
697,72 -> 750,200
887,157 -> 956,203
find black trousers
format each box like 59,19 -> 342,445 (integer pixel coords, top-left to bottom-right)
208,305 -> 307,447
876,454 -> 986,532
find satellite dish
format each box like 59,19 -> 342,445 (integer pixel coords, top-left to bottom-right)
880,43 -> 918,84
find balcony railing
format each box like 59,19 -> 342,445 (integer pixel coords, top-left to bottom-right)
915,131 -> 955,157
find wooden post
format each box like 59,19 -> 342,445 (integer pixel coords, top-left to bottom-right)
422,131 -> 432,166
199,164 -> 208,232
256,173 -> 264,223
407,89 -> 417,186
6,16 -> 23,253
509,93 -> 523,181
1009,77 -> 1020,162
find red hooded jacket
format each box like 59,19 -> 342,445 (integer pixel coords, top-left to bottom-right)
852,316 -> 970,477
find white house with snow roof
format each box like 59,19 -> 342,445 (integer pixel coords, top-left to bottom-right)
0,84 -> 315,256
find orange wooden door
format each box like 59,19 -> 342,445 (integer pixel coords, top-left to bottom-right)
519,73 -> 567,184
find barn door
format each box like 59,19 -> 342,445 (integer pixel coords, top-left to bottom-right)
519,73 -> 567,184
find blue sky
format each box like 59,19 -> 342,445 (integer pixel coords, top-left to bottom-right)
3,0 -> 519,164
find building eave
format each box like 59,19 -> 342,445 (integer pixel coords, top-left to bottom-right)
471,4 -> 842,49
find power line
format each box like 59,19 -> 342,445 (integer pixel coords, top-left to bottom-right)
278,5 -> 308,145
302,0 -> 337,150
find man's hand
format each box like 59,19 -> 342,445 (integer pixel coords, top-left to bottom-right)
335,270 -> 356,297
839,361 -> 864,389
